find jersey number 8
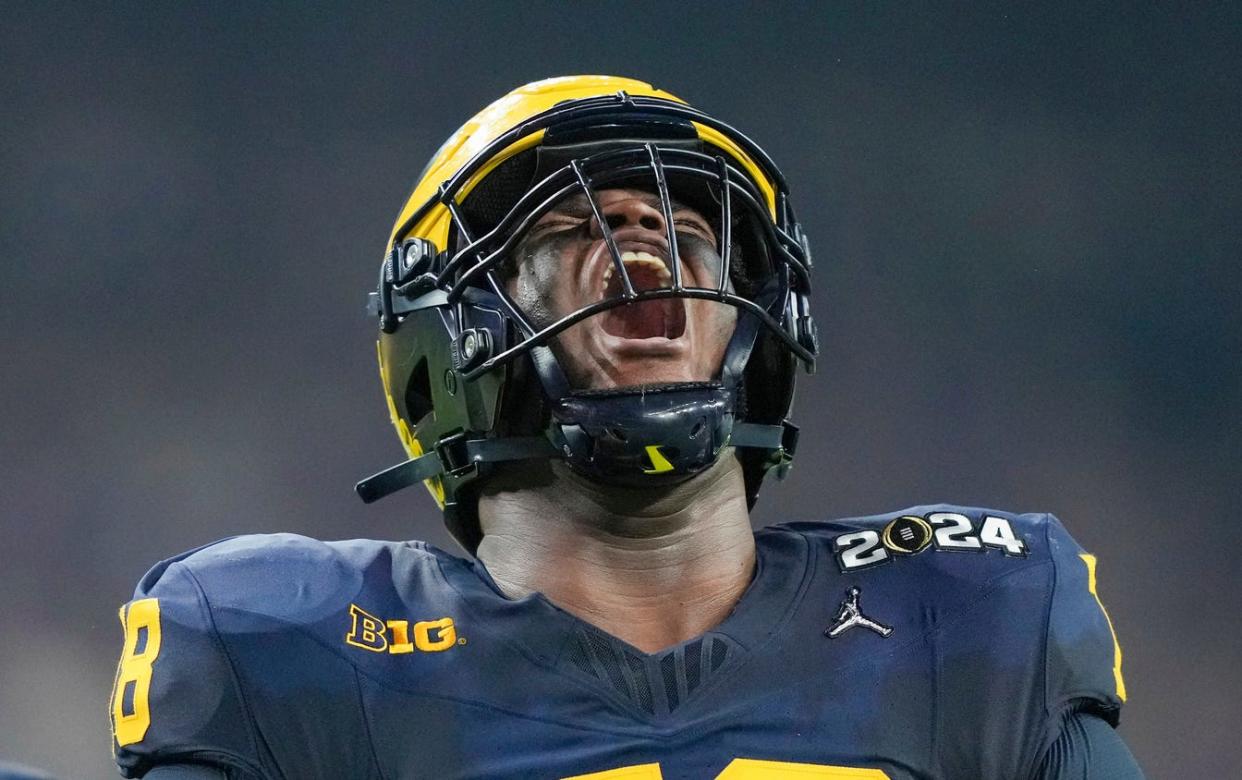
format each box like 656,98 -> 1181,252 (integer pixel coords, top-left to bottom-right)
111,598 -> 162,747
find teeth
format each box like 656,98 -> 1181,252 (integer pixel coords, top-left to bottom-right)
600,250 -> 672,296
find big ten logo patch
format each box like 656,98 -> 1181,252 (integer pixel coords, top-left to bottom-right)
345,604 -> 464,654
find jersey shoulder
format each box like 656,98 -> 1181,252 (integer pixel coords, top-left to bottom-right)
134,532 -> 441,622
111,533 -> 455,778
767,504 -> 1127,721
770,502 -> 1053,578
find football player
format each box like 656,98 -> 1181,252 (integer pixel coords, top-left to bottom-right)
110,76 -> 1143,778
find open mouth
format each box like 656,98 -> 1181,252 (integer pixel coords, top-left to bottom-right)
598,251 -> 687,340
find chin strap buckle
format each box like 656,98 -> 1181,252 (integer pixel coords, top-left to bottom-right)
771,419 -> 800,479
730,419 -> 799,479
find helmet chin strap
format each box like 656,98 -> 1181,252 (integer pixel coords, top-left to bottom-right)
531,283 -> 775,485
356,287 -> 789,503
355,276 -> 789,501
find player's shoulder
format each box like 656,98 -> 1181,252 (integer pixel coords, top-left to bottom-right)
775,504 -> 1126,724
133,532 -> 454,625
113,534 -> 469,777
763,503 -> 1079,583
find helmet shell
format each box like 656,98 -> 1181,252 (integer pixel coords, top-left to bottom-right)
368,75 -> 812,551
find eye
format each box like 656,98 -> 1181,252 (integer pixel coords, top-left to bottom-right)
673,217 -> 717,247
526,216 -> 585,240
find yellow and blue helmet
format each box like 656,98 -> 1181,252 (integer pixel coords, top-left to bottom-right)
357,76 -> 816,551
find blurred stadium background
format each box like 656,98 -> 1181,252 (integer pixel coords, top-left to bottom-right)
1,3 -> 1238,777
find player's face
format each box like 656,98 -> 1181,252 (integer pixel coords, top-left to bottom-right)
506,188 -> 737,390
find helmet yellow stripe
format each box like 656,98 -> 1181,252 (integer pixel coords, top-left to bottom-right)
455,130 -> 548,206
692,122 -> 777,219
395,129 -> 547,252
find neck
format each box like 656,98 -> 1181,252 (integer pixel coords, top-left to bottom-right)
475,454 -> 755,654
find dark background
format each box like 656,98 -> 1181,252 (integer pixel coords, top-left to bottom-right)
2,3 -> 1238,777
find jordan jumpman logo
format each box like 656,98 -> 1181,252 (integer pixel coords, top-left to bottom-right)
825,586 -> 893,638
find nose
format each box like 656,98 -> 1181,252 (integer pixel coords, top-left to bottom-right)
589,194 -> 666,239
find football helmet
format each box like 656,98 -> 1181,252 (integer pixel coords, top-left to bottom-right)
356,76 -> 816,551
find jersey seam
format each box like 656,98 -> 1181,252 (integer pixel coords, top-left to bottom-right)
1022,514 -> 1058,780
867,558 -> 1053,658
731,526 -> 818,652
1031,516 -> 1127,777
352,665 -> 390,780
176,562 -> 282,780
431,553 -> 572,671
691,527 -> 817,691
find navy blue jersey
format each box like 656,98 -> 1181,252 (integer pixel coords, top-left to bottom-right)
109,506 -> 1126,779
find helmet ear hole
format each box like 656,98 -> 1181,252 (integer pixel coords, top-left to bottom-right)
404,358 -> 434,422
